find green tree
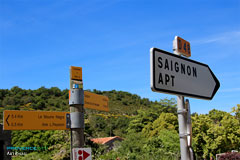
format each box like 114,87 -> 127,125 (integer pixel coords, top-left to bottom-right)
232,104 -> 240,120
192,109 -> 240,159
10,86 -> 23,96
192,113 -> 212,159
142,112 -> 178,137
127,109 -> 159,133
49,87 -> 62,97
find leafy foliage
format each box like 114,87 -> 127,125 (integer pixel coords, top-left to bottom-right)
192,110 -> 240,159
0,87 -> 239,160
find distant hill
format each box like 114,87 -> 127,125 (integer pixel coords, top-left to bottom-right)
1,86 -> 237,160
0,86 -> 176,122
0,86 -> 177,138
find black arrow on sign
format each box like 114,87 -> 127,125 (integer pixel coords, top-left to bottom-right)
6,115 -> 10,126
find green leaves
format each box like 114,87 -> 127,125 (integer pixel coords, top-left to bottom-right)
192,109 -> 240,159
99,102 -> 180,160
2,87 -> 239,159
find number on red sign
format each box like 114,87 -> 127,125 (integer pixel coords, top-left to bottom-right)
184,43 -> 187,52
178,39 -> 182,50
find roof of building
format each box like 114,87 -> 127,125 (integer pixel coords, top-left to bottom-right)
90,136 -> 123,144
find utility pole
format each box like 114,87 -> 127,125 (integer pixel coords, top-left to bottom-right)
69,66 -> 85,160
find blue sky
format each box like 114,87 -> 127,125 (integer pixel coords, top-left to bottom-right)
1,0 -> 239,114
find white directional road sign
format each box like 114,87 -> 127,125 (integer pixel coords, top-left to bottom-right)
150,48 -> 220,100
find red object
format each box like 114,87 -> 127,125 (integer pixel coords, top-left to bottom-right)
83,150 -> 90,159
91,136 -> 123,144
78,150 -> 82,155
77,150 -> 90,160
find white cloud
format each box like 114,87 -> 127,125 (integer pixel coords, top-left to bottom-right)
220,87 -> 240,93
218,71 -> 240,79
192,31 -> 240,45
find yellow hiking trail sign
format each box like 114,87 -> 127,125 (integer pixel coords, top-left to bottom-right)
3,110 -> 70,130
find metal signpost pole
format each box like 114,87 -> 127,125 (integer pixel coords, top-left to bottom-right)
68,66 -> 109,160
173,48 -> 190,160
177,96 -> 189,160
69,66 -> 85,160
151,36 -> 219,160
186,99 -> 194,160
70,87 -> 85,146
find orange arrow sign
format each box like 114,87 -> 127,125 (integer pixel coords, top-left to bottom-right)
3,110 -> 70,130
69,91 -> 109,112
84,91 -> 109,112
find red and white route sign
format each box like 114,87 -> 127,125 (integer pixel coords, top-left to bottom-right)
72,148 -> 92,160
